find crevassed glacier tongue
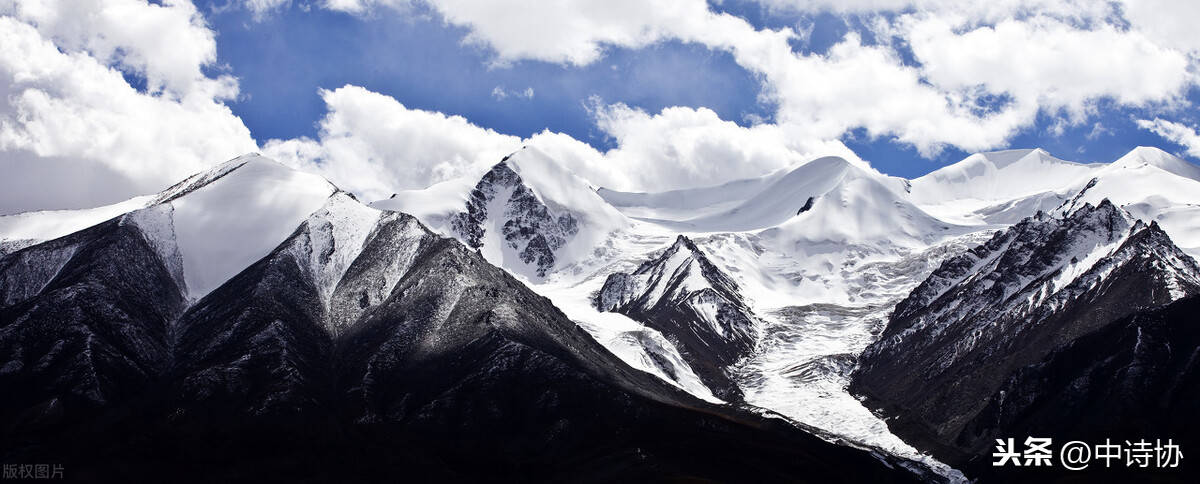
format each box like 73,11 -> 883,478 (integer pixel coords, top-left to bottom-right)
711,233 -> 991,483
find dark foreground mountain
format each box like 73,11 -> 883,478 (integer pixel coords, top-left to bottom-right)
850,200 -> 1200,478
0,157 -> 935,483
597,235 -> 758,401
956,295 -> 1200,482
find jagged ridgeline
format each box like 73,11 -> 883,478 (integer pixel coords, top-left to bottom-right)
0,154 -> 937,483
596,235 -> 759,401
449,158 -> 580,276
851,199 -> 1200,474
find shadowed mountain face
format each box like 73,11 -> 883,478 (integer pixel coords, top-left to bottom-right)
850,200 -> 1200,472
955,295 -> 1200,482
597,235 -> 759,401
0,177 -> 933,482
0,216 -> 186,424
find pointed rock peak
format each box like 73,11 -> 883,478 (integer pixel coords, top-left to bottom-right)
1130,218 -> 1148,234
654,235 -> 709,268
1064,198 -> 1132,231
670,234 -> 699,252
480,158 -> 524,185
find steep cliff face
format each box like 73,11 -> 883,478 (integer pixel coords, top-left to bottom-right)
449,160 -> 580,277
953,295 -> 1200,480
0,214 -> 187,425
851,200 -> 1200,465
597,235 -> 758,401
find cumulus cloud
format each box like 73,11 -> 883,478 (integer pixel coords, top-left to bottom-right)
4,0 -> 237,99
1137,118 -> 1200,159
265,85 -> 862,198
0,1 -> 257,214
1119,0 -> 1200,55
6,0 -> 1200,215
324,0 -> 712,65
316,0 -> 1198,157
589,102 -> 862,190
262,85 -> 523,200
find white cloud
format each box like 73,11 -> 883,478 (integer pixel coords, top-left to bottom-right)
325,0 -> 713,65
1085,122 -> 1110,141
589,102 -> 862,190
490,85 -> 534,101
1119,0 -> 1200,55
6,0 -> 1200,215
3,0 -> 236,99
262,85 -> 522,200
235,0 -> 292,19
0,1 -> 257,214
316,0 -> 1199,158
748,0 -> 1114,23
901,15 -> 1191,118
267,85 -> 862,196
1137,118 -> 1200,159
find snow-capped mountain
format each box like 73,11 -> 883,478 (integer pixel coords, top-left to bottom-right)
0,153 -> 338,298
1050,147 -> 1200,256
1110,145 -> 1200,181
627,156 -> 950,246
0,153 -> 938,482
7,142 -> 1200,482
909,148 -> 1102,220
374,147 -> 628,279
850,199 -> 1200,465
597,235 -> 758,400
908,146 -> 1200,246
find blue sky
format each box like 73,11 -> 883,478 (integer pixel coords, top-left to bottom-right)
205,2 -> 771,156
198,0 -> 1200,180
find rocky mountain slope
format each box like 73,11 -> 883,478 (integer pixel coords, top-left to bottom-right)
953,294 -> 1200,480
596,235 -> 758,401
375,147 -> 628,280
850,200 -> 1200,466
0,155 -> 936,482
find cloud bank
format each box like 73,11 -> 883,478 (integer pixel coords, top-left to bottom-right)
3,0 -> 1200,214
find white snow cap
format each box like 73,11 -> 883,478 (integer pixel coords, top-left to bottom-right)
153,155 -> 339,299
502,146 -> 630,233
1109,146 -> 1200,181
910,148 -> 1102,206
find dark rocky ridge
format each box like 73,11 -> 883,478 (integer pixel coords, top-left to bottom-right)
449,160 -> 579,277
597,235 -> 758,401
956,295 -> 1200,481
0,189 -> 933,482
851,200 -> 1200,471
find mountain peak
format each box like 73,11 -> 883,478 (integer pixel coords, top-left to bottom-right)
853,198 -> 1200,463
1110,146 -> 1200,181
910,148 -> 1099,207
597,235 -> 757,400
446,148 -> 631,278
